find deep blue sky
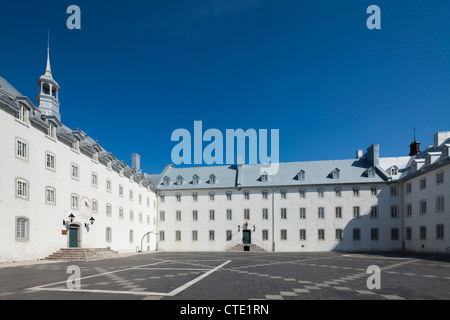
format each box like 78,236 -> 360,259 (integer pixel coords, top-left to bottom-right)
1,0 -> 449,174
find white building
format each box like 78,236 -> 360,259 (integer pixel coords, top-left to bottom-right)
0,49 -> 448,262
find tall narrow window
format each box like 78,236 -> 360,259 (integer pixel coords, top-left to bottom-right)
353,206 -> 360,218
227,209 -> 232,220
299,207 -> 306,219
16,139 -> 28,160
262,208 -> 268,220
391,205 -> 399,218
280,189 -> 287,199
436,196 -> 444,212
45,187 -> 56,205
16,178 -> 29,199
419,200 -> 427,215
281,208 -> 287,219
370,206 -> 379,219
16,217 -> 29,241
71,194 -> 79,210
244,209 -> 250,220
318,207 -> 324,219
209,210 -> 215,221
226,192 -> 232,201
335,207 -> 342,219
91,173 -> 98,187
317,188 -> 324,198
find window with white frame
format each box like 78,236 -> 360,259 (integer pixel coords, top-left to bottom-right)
176,210 -> 181,221
45,152 -> 55,171
71,164 -> 79,180
193,210 -> 198,221
391,228 -> 399,241
406,203 -> 412,217
47,123 -> 56,139
16,217 -> 29,241
243,190 -> 250,200
92,200 -> 98,213
226,209 -> 232,220
299,189 -> 306,198
159,210 -> 165,221
129,210 -> 134,221
370,205 -> 379,219
335,187 -> 342,197
106,204 -> 112,216
299,229 -> 306,241
106,227 -> 112,242
261,174 -> 268,182
175,230 -> 181,241
318,207 -> 324,219
367,167 -> 375,177
163,176 -> 169,185
106,179 -> 111,192
91,173 -> 98,187
16,139 -> 28,160
405,227 -> 412,240
299,207 -> 306,219
176,193 -> 181,202
353,206 -> 360,218
281,208 -> 287,219
370,186 -> 378,196
18,105 -> 29,124
335,207 -> 342,219
192,230 -> 198,241
209,230 -> 215,241
419,178 -> 426,190
192,193 -> 198,202
263,229 -> 269,240
192,175 -> 199,185
139,212 -> 143,223
262,208 -> 268,220
72,138 -> 80,152
244,209 -> 250,220
226,191 -> 232,201
391,205 -> 399,218
209,175 -> 216,184
129,230 -> 134,242
71,194 -> 79,209
420,226 -> 426,240
317,188 -> 324,198
119,207 -> 124,219
259,190 -> 267,200
159,194 -> 165,203
45,187 -> 56,204
119,185 -> 123,197
280,189 -> 287,199
436,224 -> 444,240
419,200 -> 427,215
353,228 -> 361,241
318,229 -> 325,240
406,182 -> 412,194
332,169 -> 340,179
209,210 -> 215,221
225,230 -> 232,241
353,187 -> 360,197
159,231 -> 165,241
297,170 -> 305,180
390,185 -> 398,196
336,229 -> 343,241
209,192 -> 215,201
16,178 -> 29,199
129,190 -> 133,201
280,229 -> 287,240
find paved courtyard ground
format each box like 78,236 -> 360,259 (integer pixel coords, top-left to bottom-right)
0,251 -> 449,301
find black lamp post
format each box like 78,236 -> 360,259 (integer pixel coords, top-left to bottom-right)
85,217 -> 95,228
68,213 -> 75,223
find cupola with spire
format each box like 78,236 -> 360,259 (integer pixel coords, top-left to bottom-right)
409,127 -> 421,156
36,35 -> 61,121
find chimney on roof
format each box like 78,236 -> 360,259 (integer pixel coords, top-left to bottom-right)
356,149 -> 363,159
131,153 -> 141,172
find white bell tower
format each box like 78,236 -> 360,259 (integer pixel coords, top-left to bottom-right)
36,37 -> 61,121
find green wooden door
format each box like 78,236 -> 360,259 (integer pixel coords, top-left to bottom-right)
243,230 -> 251,245
69,227 -> 78,248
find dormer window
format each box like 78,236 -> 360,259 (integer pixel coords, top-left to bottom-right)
163,176 -> 170,186
443,147 -> 449,158
297,170 -> 305,180
47,123 -> 56,139
177,175 -> 183,185
425,156 -> 431,166
209,174 -> 216,184
412,162 -> 417,172
332,168 -> 340,179
391,166 -> 398,175
367,167 -> 375,178
192,175 -> 199,185
261,172 -> 268,182
72,138 -> 80,152
18,105 -> 29,124
92,150 -> 99,162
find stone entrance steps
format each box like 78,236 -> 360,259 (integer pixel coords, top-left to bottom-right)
227,244 -> 266,252
46,248 -> 119,261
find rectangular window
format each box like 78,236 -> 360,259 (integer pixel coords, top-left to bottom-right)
436,171 -> 444,184
318,229 -> 325,240
244,209 -> 250,220
159,211 -> 165,221
390,185 -> 398,196
420,226 -> 426,240
192,230 -> 198,241
436,224 -> 444,240
318,207 -> 324,219
226,230 -> 232,241
299,207 -> 306,219
175,231 -> 181,241
262,208 -> 268,220
405,227 -> 412,240
299,189 -> 306,199
353,187 -> 360,197
335,207 -> 342,219
209,210 -> 215,221
419,200 -> 427,215
370,206 -> 378,219
91,173 -> 98,187
280,189 -> 287,199
391,228 -> 399,241
226,209 -> 232,220
119,207 -> 123,219
129,190 -> 133,201
371,228 -> 379,241
106,179 -> 111,192
335,229 -> 343,241
353,228 -> 361,241
192,193 -> 198,202
262,230 -> 269,240
119,185 -> 123,197
92,200 -> 98,213
45,152 -> 55,170
244,191 -> 250,200
436,196 -> 445,212
129,210 -> 134,221
106,204 -> 112,216
176,210 -> 181,221
209,192 -> 215,201
299,229 -> 306,240
16,139 -> 28,159
280,229 -> 287,240
353,206 -> 360,218
281,208 -> 287,219
406,183 -> 412,194
176,193 -> 181,202
209,230 -> 215,241
420,178 -> 426,190
45,187 -> 55,204
391,205 -> 399,218
71,194 -> 79,209
16,218 -> 28,240
371,186 -> 378,196
159,194 -> 164,203
226,192 -> 232,200
16,179 -> 29,199
159,231 -> 165,241
406,203 -> 412,217
262,190 -> 268,200
335,188 -> 342,197
192,210 -> 198,221
71,164 -> 79,180
317,188 -> 324,198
